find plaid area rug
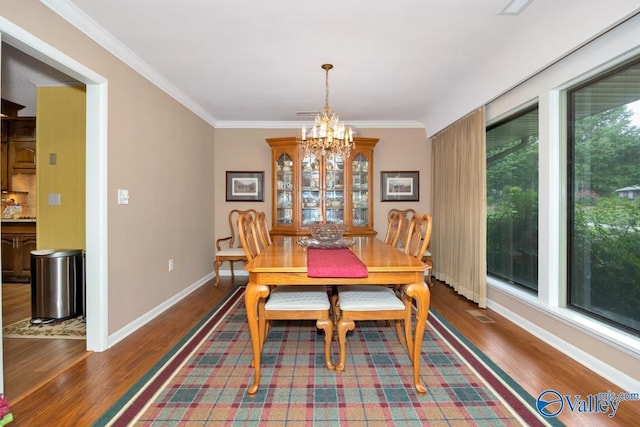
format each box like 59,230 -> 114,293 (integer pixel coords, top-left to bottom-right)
96,287 -> 561,426
2,316 -> 85,339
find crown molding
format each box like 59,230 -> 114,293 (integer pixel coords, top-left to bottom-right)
40,2 -> 426,132
215,120 -> 425,129
40,0 -> 218,127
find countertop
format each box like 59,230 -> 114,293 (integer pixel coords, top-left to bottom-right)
1,218 -> 37,223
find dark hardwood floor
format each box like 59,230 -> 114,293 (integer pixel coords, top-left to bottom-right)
3,278 -> 639,426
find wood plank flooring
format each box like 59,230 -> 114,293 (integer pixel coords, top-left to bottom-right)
2,283 -> 88,402
4,278 -> 639,426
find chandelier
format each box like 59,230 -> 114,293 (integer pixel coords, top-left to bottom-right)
301,64 -> 355,160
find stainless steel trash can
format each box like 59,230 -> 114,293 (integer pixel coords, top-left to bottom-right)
30,249 -> 85,322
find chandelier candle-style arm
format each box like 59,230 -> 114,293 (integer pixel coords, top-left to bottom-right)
301,64 -> 355,160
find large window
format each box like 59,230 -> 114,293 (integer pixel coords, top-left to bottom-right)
568,58 -> 640,335
486,106 -> 539,292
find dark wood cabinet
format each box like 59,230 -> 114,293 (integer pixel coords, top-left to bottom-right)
8,118 -> 36,141
1,222 -> 37,283
9,140 -> 36,173
1,118 -> 37,182
1,119 -> 7,191
1,141 -> 7,191
7,118 -> 36,174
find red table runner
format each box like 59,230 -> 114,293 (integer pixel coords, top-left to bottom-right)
306,247 -> 368,278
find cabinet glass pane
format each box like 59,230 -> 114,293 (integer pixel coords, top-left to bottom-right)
352,153 -> 369,226
301,155 -> 321,225
276,153 -> 293,226
325,156 -> 344,224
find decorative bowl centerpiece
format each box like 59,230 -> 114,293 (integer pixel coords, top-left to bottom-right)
309,222 -> 346,242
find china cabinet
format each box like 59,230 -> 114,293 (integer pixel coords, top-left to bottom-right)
266,136 -> 378,236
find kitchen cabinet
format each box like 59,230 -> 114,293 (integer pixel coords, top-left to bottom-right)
8,118 -> 36,174
9,140 -> 37,173
1,120 -> 7,190
1,118 -> 36,181
1,222 -> 37,283
266,136 -> 378,236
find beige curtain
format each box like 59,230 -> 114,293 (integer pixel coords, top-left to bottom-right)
431,107 -> 487,307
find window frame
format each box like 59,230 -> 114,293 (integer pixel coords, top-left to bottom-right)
566,55 -> 640,336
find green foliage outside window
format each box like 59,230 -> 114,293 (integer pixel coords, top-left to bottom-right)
487,108 -> 539,292
570,100 -> 640,334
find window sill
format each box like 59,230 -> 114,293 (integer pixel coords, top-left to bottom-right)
487,277 -> 640,358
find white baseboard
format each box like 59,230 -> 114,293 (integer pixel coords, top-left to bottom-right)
108,272 -> 215,347
488,300 -> 640,393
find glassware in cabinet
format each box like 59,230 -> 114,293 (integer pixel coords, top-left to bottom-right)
301,155 -> 321,225
325,156 -> 345,224
275,152 -> 294,226
351,153 -> 370,227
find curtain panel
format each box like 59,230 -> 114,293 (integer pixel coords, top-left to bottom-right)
431,107 -> 487,307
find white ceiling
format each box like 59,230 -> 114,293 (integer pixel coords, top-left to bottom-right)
4,0 -> 640,133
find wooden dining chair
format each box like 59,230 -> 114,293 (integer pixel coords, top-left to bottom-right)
334,213 -> 432,372
384,210 -> 402,246
214,209 -> 256,286
389,208 -> 433,285
255,211 -> 272,251
388,208 -> 416,250
404,213 -> 433,286
237,212 -> 335,371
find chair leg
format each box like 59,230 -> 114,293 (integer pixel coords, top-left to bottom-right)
316,319 -> 335,371
336,318 -> 355,372
213,258 -> 221,286
394,320 -> 407,346
329,291 -> 340,341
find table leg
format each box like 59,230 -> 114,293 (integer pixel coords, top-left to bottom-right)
245,282 -> 270,395
405,281 -> 431,395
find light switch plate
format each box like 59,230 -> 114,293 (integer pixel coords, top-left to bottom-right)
118,189 -> 129,205
48,193 -> 61,205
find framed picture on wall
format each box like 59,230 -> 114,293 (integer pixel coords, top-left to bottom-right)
381,171 -> 419,201
226,171 -> 264,201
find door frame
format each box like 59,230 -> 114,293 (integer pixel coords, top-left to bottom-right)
0,17 -> 109,375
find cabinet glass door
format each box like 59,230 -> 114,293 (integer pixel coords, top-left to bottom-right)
301,155 -> 321,226
351,153 -> 369,227
324,156 -> 344,224
275,153 -> 294,226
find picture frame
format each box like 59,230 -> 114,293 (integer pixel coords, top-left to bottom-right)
226,171 -> 264,202
381,171 -> 419,201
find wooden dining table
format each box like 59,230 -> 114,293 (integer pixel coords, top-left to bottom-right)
243,235 -> 431,395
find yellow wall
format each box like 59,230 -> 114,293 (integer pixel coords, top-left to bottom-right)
36,86 -> 86,249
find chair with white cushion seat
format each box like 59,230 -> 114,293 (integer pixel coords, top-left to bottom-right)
261,286 -> 335,370
335,285 -> 411,372
214,209 -> 256,286
237,212 -> 335,370
334,213 -> 432,372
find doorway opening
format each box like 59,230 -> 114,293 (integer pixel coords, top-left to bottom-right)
0,17 -> 109,396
